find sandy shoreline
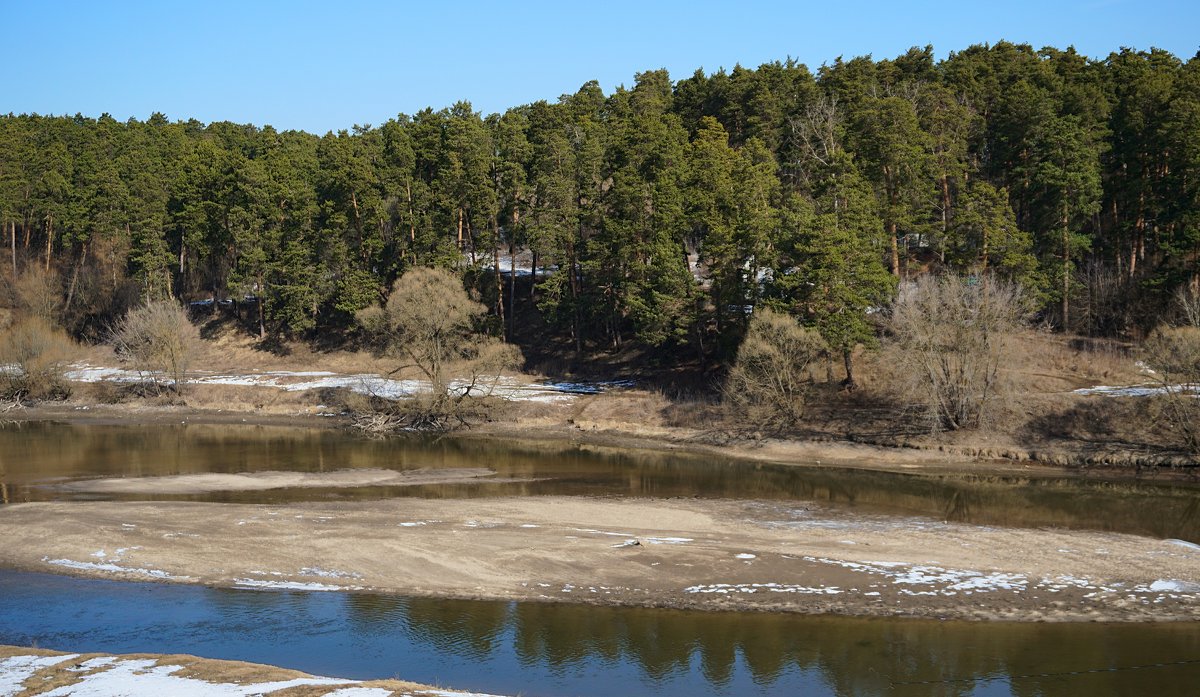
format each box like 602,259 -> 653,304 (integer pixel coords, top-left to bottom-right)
1,495 -> 1197,622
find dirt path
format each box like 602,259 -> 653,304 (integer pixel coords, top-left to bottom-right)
2,496 -> 1197,622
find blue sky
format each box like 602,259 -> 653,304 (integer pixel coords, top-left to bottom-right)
2,0 -> 1197,134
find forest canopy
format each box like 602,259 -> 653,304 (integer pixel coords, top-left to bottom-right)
3,42 -> 1199,358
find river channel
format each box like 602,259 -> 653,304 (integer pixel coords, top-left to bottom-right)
2,420 -> 1199,696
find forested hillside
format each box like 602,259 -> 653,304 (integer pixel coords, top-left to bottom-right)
3,43 -> 1199,359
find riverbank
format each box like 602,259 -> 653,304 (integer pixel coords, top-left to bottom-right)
1,495 -> 1197,623
0,645 -> 504,697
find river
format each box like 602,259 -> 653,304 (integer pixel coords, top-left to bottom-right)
1,421 -> 1198,696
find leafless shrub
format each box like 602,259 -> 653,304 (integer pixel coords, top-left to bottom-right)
1142,326 -> 1200,454
1176,286 -> 1200,328
724,308 -> 827,430
0,316 -> 76,401
11,268 -> 63,324
110,300 -> 201,393
355,266 -> 523,431
887,274 -> 1029,432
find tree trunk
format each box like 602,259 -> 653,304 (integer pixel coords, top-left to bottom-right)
457,208 -> 464,250
64,241 -> 86,314
1061,219 -> 1070,331
940,173 -> 951,264
508,209 -> 518,341
9,221 -> 15,276
44,214 -> 53,272
569,245 -> 581,356
530,251 -> 538,297
842,348 -> 856,390
888,220 -> 900,277
257,273 -> 266,338
492,217 -> 504,338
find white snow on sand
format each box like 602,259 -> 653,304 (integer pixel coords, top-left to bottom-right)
1,653 -> 513,695
34,658 -> 351,697
1074,383 -> 1200,397
63,364 -> 633,404
43,557 -> 189,581
0,653 -> 79,696
232,578 -> 358,592
685,582 -> 842,595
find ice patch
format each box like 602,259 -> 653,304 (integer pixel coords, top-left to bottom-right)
324,689 -> 394,697
1167,539 -> 1200,552
644,537 -> 693,545
735,553 -> 756,560
1143,579 -> 1200,593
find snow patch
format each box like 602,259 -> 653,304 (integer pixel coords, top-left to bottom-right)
685,582 -> 841,595
232,579 -> 358,592
44,557 -> 188,581
34,658 -> 351,697
63,363 -> 633,404
0,654 -> 79,695
1074,383 -> 1200,397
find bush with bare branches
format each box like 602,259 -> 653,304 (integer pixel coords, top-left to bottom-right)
356,266 -> 522,430
0,316 -> 76,401
1176,286 -> 1200,328
724,308 -> 827,430
887,274 -> 1028,432
1143,326 -> 1200,454
110,300 -> 201,393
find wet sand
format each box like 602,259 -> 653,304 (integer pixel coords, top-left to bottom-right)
1,495 -> 1196,622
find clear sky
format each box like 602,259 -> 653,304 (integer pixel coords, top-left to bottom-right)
2,0 -> 1197,134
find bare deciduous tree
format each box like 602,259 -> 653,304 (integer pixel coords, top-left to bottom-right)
356,266 -> 521,430
110,300 -> 201,393
0,316 -> 76,401
888,274 -> 1028,431
1176,286 -> 1200,328
1143,326 -> 1200,454
724,308 -> 827,430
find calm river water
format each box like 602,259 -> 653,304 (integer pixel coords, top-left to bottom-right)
1,421 -> 1199,696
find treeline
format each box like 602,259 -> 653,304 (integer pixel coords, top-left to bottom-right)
3,42 -> 1199,359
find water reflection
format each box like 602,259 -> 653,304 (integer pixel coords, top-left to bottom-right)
1,570 -> 1197,697
1,421 -> 1199,541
